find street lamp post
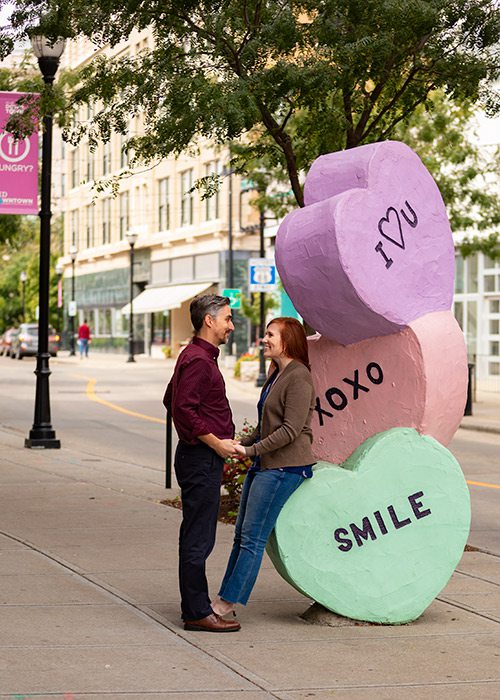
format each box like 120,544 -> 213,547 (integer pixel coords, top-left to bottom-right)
25,34 -> 65,449
55,261 -> 63,336
255,208 -> 267,387
20,271 -> 27,322
69,245 -> 77,356
126,230 -> 138,363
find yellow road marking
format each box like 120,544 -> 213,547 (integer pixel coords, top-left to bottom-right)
84,377 -> 500,490
466,479 -> 500,490
86,378 -> 164,425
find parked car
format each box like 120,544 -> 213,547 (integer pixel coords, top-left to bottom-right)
10,323 -> 60,359
0,327 -> 18,357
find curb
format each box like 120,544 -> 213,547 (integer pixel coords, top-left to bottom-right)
459,423 -> 500,436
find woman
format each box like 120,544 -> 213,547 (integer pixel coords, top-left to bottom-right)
212,317 -> 316,619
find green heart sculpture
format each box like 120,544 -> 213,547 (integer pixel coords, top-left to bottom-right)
267,428 -> 470,624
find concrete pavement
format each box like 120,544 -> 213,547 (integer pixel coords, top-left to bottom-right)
0,352 -> 499,697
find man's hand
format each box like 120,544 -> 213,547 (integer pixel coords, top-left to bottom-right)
215,438 -> 239,459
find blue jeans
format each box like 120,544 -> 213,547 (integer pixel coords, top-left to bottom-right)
79,338 -> 89,357
218,468 -> 305,606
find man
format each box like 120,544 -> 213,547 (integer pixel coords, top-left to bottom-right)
78,319 -> 91,358
163,294 -> 241,632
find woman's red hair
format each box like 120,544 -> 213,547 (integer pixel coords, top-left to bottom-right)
267,317 -> 310,371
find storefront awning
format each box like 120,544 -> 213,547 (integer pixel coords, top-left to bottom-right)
121,282 -> 214,315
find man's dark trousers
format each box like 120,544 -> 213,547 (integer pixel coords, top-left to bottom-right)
174,441 -> 224,621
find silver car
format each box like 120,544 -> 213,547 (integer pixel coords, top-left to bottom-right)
10,323 -> 60,359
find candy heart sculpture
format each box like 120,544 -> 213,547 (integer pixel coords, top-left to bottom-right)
270,140 -> 470,624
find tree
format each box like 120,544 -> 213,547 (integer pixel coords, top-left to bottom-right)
3,1 -> 499,256
3,1 -> 498,194
394,92 -> 500,257
0,218 -> 38,331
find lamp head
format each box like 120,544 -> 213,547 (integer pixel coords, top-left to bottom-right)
55,262 -> 63,276
69,245 -> 78,262
126,230 -> 139,247
20,271 -> 27,283
30,35 -> 66,83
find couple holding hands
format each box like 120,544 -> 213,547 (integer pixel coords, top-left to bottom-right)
163,294 -> 315,632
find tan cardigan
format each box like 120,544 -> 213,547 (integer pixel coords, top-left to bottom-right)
241,360 -> 316,469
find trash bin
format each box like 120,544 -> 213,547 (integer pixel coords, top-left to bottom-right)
464,363 -> 475,416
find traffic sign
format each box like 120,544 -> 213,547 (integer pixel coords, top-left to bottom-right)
222,288 -> 242,309
68,300 -> 77,317
249,258 -> 277,292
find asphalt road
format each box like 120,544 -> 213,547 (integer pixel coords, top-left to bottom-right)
1,351 -> 498,554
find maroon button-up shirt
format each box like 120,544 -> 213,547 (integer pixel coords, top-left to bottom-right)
163,336 -> 234,445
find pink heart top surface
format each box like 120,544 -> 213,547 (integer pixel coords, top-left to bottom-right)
309,311 -> 467,464
276,141 -> 455,345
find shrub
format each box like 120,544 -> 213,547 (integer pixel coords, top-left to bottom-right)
222,419 -> 255,500
234,351 -> 259,379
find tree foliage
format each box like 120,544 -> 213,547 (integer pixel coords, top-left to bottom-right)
2,0 -> 499,255
394,93 -> 500,257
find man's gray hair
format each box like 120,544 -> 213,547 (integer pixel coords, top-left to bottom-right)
190,294 -> 231,333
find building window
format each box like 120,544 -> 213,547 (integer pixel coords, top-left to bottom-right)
86,205 -> 94,248
180,168 -> 194,227
103,140 -> 112,176
61,173 -> 65,197
98,308 -> 112,335
158,178 -> 170,231
204,160 -> 220,221
120,134 -> 129,169
71,149 -> 78,189
454,300 -> 464,330
70,210 -> 79,248
87,149 -> 95,182
102,198 -> 111,244
119,191 -> 129,240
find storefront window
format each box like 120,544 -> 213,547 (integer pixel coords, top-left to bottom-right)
466,301 -> 477,357
485,275 -> 496,293
467,254 -> 478,293
454,301 -> 464,330
455,256 -> 464,293
153,311 -> 170,343
98,308 -> 112,335
115,309 -> 128,336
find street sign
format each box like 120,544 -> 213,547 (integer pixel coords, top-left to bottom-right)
249,258 -> 277,292
68,300 -> 77,317
222,288 -> 242,309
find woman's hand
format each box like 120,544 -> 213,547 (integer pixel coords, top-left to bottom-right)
233,444 -> 247,458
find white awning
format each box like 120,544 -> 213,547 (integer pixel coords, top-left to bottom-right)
121,282 -> 214,315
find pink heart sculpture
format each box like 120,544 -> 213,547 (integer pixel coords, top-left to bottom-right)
309,311 -> 467,464
276,141 -> 455,344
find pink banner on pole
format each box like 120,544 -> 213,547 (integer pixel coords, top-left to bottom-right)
0,91 -> 39,216
57,278 -> 63,308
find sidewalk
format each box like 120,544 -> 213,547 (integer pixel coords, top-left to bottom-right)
1,423 -> 499,698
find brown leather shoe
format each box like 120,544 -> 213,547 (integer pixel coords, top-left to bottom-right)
184,612 -> 241,632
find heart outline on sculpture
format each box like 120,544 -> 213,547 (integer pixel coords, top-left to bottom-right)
378,207 -> 405,249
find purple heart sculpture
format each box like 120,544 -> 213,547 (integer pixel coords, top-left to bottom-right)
275,141 -> 455,344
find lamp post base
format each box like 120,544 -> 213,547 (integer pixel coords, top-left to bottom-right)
25,431 -> 61,449
127,355 -> 136,363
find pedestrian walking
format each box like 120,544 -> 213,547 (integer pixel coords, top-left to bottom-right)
78,319 -> 91,358
163,294 -> 241,633
212,317 -> 316,619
